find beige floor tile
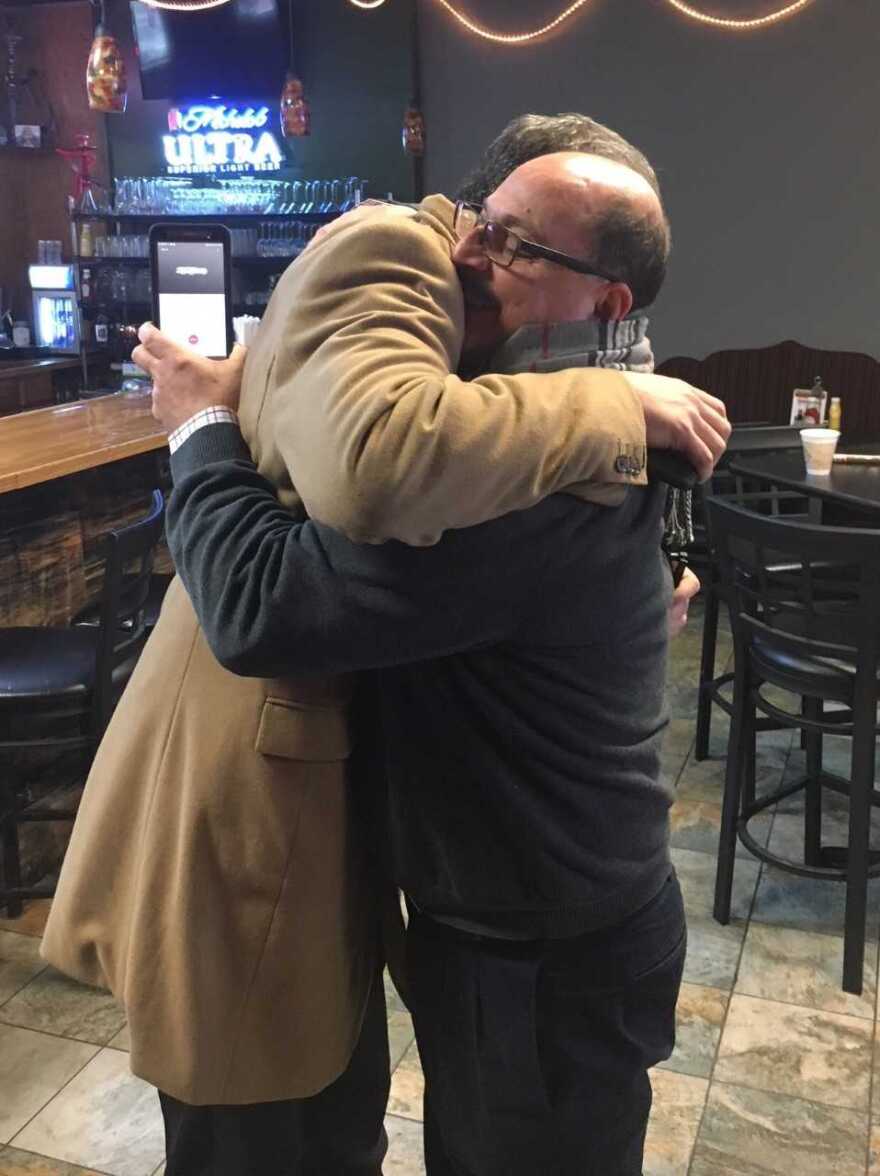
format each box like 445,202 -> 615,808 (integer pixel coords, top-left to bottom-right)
387,1042 -> 424,1123
751,863 -> 880,941
868,1123 -> 880,1175
0,1024 -> 97,1144
107,1024 -> 130,1052
0,1145 -> 104,1175
0,933 -> 46,1006
388,1010 -> 415,1072
0,902 -> 52,940
384,969 -> 408,1015
691,1081 -> 868,1176
669,799 -> 772,860
736,923 -> 878,1020
384,1115 -> 425,1175
873,1022 -> 880,1118
658,983 -> 728,1079
643,1068 -> 708,1176
0,969 -> 125,1046
682,912 -> 748,990
149,1164 -> 165,1176
675,730 -> 790,806
714,993 -> 873,1111
12,1049 -> 164,1176
672,846 -> 760,922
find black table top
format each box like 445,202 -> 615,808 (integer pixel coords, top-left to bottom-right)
730,443 -> 880,515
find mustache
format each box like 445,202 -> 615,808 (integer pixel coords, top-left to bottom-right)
456,266 -> 500,310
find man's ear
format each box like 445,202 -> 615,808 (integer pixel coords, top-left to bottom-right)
595,282 -> 634,322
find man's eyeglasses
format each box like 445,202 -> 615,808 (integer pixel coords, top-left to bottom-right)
453,200 -> 622,284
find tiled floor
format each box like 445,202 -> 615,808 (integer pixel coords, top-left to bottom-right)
1,603 -> 879,1174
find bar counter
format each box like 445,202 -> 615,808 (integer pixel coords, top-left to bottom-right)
1,393 -> 170,630
0,393 -> 167,494
0,356 -> 86,416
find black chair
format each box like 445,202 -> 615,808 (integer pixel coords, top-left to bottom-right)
708,497 -> 880,994
693,425 -> 809,760
0,490 -> 165,917
72,571 -> 172,636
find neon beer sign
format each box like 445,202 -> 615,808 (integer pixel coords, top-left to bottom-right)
162,103 -> 283,174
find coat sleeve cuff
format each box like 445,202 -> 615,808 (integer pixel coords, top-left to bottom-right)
169,422 -> 254,481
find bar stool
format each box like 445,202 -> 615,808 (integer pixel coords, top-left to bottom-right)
693,424 -> 808,760
709,497 -> 880,994
0,490 -> 165,917
71,571 -> 172,636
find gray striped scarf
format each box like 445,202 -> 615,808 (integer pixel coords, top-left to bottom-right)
489,315 -> 693,549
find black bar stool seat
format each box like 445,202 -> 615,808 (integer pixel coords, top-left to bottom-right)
0,490 -> 165,917
0,628 -> 140,701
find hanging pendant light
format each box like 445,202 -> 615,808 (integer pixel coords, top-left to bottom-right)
402,2 -> 424,162
86,1 -> 127,114
402,104 -> 425,156
280,0 -> 310,137
280,72 -> 310,138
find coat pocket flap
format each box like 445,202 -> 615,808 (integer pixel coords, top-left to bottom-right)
255,698 -> 351,762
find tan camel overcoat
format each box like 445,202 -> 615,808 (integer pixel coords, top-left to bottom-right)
40,196 -> 648,1104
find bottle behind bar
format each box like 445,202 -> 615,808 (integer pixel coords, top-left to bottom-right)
94,310 -> 109,346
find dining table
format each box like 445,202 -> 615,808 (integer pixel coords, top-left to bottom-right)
729,441 -> 880,520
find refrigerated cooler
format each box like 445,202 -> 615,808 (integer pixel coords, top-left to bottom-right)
29,265 -> 81,353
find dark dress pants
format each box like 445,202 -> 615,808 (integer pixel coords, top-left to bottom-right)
406,872 -> 686,1176
159,972 -> 390,1176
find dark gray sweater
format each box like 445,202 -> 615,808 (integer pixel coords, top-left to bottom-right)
168,424 -> 673,937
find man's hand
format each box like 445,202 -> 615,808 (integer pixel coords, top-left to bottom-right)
668,567 -> 700,639
625,373 -> 731,482
133,323 -> 247,434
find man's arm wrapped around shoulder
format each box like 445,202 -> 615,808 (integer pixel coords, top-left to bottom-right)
262,206 -> 647,546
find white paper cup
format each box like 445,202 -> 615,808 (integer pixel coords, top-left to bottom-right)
801,428 -> 840,475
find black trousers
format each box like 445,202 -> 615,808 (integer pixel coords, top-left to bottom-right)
159,972 -> 390,1176
407,873 -> 687,1176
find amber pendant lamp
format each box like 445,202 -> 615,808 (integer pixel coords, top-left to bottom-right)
86,0 -> 127,114
280,0 -> 310,137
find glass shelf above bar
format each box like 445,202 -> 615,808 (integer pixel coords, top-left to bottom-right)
75,255 -> 299,267
71,210 -> 342,223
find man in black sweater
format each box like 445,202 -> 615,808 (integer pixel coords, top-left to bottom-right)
163,428 -> 681,1176
144,148 -> 695,1176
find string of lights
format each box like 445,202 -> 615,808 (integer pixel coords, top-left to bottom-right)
376,0 -> 817,42
140,0 -> 238,10
431,0 -> 594,44
662,0 -> 814,29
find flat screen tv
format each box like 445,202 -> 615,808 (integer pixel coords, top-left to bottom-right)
130,0 -> 289,101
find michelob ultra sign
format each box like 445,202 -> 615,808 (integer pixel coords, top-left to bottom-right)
163,103 -> 283,175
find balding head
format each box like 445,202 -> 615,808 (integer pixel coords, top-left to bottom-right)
490,151 -> 670,310
453,148 -> 671,361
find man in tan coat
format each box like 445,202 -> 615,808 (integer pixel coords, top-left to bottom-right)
41,115 -> 726,1173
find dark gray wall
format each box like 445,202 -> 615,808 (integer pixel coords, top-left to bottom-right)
419,0 -> 880,362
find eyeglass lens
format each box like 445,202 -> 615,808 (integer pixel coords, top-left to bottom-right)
456,204 -> 515,266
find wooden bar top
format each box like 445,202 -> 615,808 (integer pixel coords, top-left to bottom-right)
0,393 -> 168,493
